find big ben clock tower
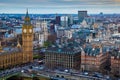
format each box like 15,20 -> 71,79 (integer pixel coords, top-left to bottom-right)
22,10 -> 33,63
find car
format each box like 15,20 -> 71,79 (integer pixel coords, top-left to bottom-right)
93,74 -> 103,78
64,69 -> 69,73
105,75 -> 110,79
83,72 -> 88,75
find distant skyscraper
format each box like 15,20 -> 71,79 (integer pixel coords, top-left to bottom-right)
78,11 -> 87,23
68,14 -> 73,26
85,17 -> 95,25
60,16 -> 68,27
55,16 -> 61,25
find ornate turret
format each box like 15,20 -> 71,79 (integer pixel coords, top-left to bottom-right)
99,44 -> 103,53
81,47 -> 85,56
0,41 -> 2,49
17,39 -> 21,48
0,41 -> 3,52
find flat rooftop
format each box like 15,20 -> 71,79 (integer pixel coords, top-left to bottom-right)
46,47 -> 81,54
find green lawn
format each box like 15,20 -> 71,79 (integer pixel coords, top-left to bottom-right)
7,75 -> 50,80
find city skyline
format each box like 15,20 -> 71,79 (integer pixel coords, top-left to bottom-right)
0,0 -> 120,14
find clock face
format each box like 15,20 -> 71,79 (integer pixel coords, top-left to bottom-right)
23,29 -> 26,33
29,29 -> 32,33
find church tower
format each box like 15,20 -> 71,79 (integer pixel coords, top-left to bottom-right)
22,10 -> 33,63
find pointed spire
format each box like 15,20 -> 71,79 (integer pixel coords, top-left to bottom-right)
26,8 -> 28,15
24,9 -> 30,24
25,8 -> 29,18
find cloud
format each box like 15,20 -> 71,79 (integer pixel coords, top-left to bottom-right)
1,0 -> 120,6
0,0 -> 120,13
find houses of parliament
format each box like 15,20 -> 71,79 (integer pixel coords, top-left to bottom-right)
0,11 -> 33,69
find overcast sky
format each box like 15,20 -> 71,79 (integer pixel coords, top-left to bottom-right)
0,0 -> 120,14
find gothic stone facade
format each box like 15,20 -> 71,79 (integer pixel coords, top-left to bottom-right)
0,11 -> 33,69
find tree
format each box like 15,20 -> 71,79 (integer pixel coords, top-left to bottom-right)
33,77 -> 39,80
43,41 -> 52,48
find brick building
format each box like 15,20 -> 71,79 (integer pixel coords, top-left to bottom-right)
111,48 -> 120,76
81,44 -> 110,72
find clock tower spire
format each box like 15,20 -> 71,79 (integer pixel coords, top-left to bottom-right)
22,9 -> 33,63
